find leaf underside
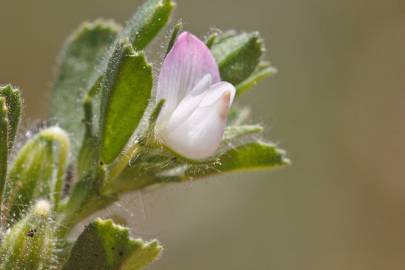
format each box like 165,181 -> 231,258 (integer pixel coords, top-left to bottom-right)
50,20 -> 121,155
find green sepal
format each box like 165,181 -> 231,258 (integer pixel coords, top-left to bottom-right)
211,31 -> 265,89
0,85 -> 22,150
166,21 -> 183,54
0,200 -> 56,270
50,20 -> 121,154
205,32 -> 218,49
144,99 -> 165,139
62,219 -> 162,270
2,127 -> 70,224
99,40 -> 153,165
0,98 -> 8,200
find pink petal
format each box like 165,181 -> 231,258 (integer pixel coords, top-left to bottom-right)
156,32 -> 220,115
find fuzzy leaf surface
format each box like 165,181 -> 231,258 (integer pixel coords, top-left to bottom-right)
0,98 -> 8,199
211,32 -> 264,88
223,124 -> 264,142
100,41 -> 152,164
1,127 -> 69,224
63,219 -> 161,270
236,61 -> 277,95
114,141 -> 288,192
120,0 -> 175,50
80,0 -> 175,108
0,85 -> 21,149
50,20 -> 121,154
213,141 -> 289,173
0,200 -> 55,270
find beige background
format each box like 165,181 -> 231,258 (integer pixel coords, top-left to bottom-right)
1,0 -> 405,269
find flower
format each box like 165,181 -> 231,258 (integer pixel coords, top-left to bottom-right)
155,32 -> 236,160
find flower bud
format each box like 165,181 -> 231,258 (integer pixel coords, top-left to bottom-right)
0,200 -> 56,270
2,127 -> 69,225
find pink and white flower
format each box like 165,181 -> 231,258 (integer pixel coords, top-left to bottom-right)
155,32 -> 235,160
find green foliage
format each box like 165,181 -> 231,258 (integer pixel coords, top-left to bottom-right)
63,219 -> 161,270
0,98 -> 8,198
0,85 -> 22,199
236,61 -> 277,95
0,85 -> 22,149
121,0 -> 175,50
211,31 -> 263,85
216,141 -> 289,172
76,0 -> 175,119
211,31 -> 275,95
110,140 -> 288,192
223,124 -> 264,142
1,127 -> 69,224
51,21 -> 121,154
0,200 -> 56,270
0,0 -> 286,269
166,22 -> 183,54
60,171 -> 117,230
100,41 -> 152,164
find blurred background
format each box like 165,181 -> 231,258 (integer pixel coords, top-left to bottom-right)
1,0 -> 405,269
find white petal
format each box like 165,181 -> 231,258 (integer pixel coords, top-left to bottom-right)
163,74 -> 212,133
198,81 -> 236,108
161,83 -> 236,160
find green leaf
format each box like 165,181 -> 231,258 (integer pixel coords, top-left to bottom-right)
0,200 -> 56,270
56,1 -> 175,226
2,127 -> 70,224
113,141 -> 288,193
223,124 -> 264,142
158,141 -> 289,181
100,40 -> 153,164
80,0 -> 175,105
63,219 -> 162,270
236,62 -> 277,95
0,85 -> 22,149
214,141 -> 289,173
214,30 -> 237,43
121,0 -> 176,50
0,98 -> 8,201
211,32 -> 264,88
50,20 -> 121,154
99,100 -> 166,195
